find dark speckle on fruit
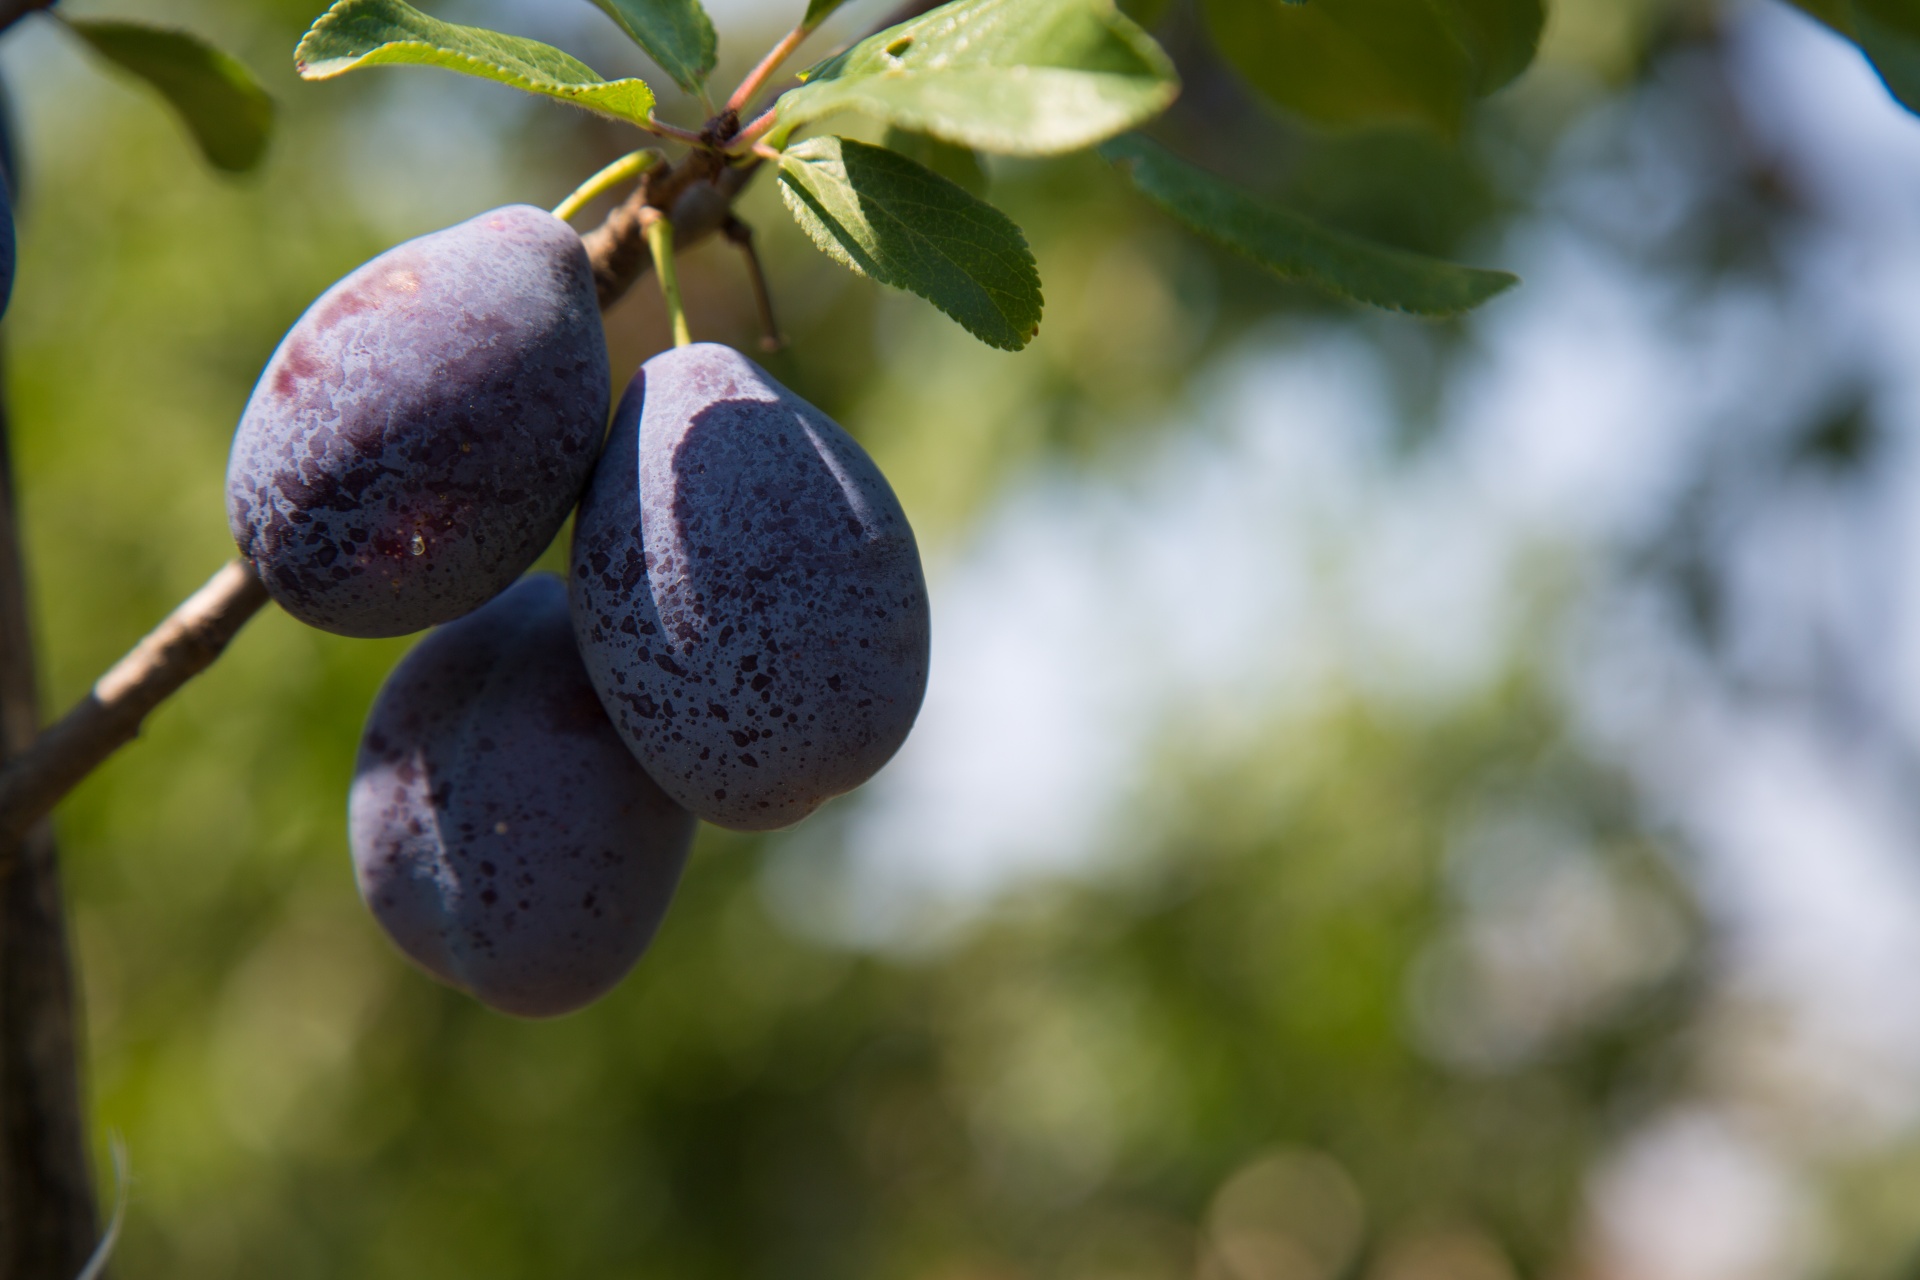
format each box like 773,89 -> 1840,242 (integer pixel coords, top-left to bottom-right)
569,344 -> 930,831
227,206 -> 610,638
348,575 -> 695,1018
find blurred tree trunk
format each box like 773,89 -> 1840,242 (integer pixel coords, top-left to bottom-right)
0,346 -> 99,1276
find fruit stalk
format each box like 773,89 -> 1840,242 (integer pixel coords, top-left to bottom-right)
642,209 -> 691,347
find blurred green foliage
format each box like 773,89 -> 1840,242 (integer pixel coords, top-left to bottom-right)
0,0 -> 1853,1274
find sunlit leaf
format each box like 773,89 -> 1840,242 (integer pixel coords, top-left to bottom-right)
778,135 -> 1042,349
772,0 -> 1178,156
1200,0 -> 1543,134
1101,133 -> 1516,316
584,0 -> 716,95
296,0 -> 657,128
64,19 -> 274,173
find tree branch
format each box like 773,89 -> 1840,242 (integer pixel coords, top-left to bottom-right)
0,561 -> 268,852
0,159 -> 760,857
0,336 -> 97,1279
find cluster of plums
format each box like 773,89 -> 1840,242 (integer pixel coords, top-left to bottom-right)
226,206 -> 930,1017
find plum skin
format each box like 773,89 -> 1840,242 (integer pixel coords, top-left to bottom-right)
349,574 -> 695,1018
571,343 -> 930,831
227,205 -> 609,639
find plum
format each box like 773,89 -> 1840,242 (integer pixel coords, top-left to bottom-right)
227,205 -> 609,638
571,343 -> 930,830
349,574 -> 694,1018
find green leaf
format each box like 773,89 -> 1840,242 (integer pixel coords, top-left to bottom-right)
778,135 -> 1042,349
296,0 -> 657,128
63,19 -> 274,173
1200,0 -> 1542,134
772,0 -> 1179,156
1101,133 -> 1516,316
803,0 -> 854,29
1794,0 -> 1920,116
882,125 -> 987,197
583,0 -> 716,96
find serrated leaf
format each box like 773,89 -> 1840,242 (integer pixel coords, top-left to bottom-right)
1200,0 -> 1542,134
1101,134 -> 1516,316
883,126 -> 987,197
64,19 -> 273,173
1794,0 -> 1920,115
778,135 -> 1042,349
773,0 -> 1178,156
296,0 -> 656,128
584,0 -> 715,95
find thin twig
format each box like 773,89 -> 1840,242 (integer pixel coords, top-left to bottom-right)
729,107 -> 780,153
724,216 -> 785,352
726,21 -> 813,117
642,116 -> 712,147
0,561 -> 269,851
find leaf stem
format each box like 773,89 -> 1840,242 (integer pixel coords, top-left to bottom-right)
729,107 -> 780,153
642,210 -> 692,347
644,116 -> 711,147
727,21 -> 814,117
552,149 -> 663,223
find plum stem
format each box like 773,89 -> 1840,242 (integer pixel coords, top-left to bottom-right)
552,149 -> 664,224
729,107 -> 781,154
642,210 -> 693,347
724,216 -> 785,351
727,21 -> 814,119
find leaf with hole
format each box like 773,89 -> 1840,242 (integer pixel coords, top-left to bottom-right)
778,135 -> 1042,349
296,0 -> 656,127
1200,0 -> 1542,134
1101,134 -> 1516,317
772,0 -> 1178,155
583,0 -> 716,96
63,19 -> 274,173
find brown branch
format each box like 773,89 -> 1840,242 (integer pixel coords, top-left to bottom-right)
0,336 -> 98,1279
0,163 -> 767,855
0,561 -> 269,852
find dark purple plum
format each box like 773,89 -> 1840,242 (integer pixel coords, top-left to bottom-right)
227,205 -> 609,638
349,574 -> 694,1018
570,343 -> 930,831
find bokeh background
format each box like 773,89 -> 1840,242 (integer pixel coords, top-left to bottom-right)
7,0 -> 1920,1275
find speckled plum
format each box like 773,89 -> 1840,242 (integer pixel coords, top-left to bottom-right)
227,205 -> 609,638
570,343 -> 930,831
349,574 -> 695,1018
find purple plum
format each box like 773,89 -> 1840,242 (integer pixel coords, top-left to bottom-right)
349,574 -> 694,1018
571,343 -> 930,831
227,205 -> 609,638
